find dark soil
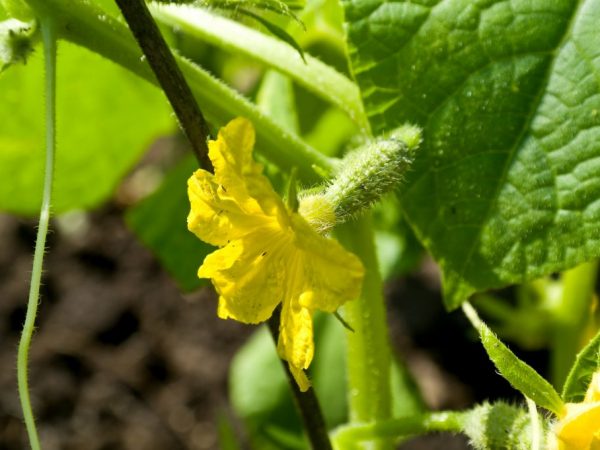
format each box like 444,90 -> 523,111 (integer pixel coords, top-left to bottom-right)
0,209 -> 252,450
0,205 -> 546,449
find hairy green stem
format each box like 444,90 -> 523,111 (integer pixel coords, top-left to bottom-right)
17,18 -> 56,450
551,260 -> 599,388
332,412 -> 463,449
151,4 -> 370,133
337,214 -> 393,450
114,0 -> 212,170
22,0 -> 336,181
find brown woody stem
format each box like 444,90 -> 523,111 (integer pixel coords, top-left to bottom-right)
267,307 -> 333,450
114,0 -> 212,170
115,2 -> 332,448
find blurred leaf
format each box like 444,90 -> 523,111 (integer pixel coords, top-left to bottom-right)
311,313 -> 348,427
469,306 -> 564,415
126,154 -> 212,292
297,0 -> 344,42
256,70 -> 299,133
0,41 -> 172,214
217,411 -> 242,450
230,326 -> 291,419
344,0 -> 600,309
303,108 -> 356,157
390,357 -> 425,418
562,328 -> 600,402
373,196 -> 423,280
0,0 -> 33,21
229,325 -> 305,448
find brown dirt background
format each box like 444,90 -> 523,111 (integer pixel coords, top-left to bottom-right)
0,200 -> 545,449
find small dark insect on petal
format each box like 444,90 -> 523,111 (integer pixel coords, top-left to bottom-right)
220,185 -> 227,193
261,252 -> 267,257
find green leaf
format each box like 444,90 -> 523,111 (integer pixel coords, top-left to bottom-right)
344,0 -> 600,308
464,304 -> 564,415
390,356 -> 425,417
561,328 -> 600,402
217,411 -> 242,450
373,196 -> 423,280
256,70 -> 299,133
0,41 -> 172,214
238,8 -> 306,62
310,313 -> 349,427
303,107 -> 356,157
229,326 -> 305,448
196,0 -> 304,17
126,154 -> 213,292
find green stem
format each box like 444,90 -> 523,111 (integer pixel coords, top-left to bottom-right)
22,0 -> 335,182
332,412 -> 464,449
17,17 -> 56,450
551,260 -> 599,389
151,4 -> 370,133
336,214 -> 393,450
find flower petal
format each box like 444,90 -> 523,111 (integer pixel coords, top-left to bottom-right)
292,215 -> 364,312
187,118 -> 289,246
278,292 -> 314,372
288,363 -> 311,392
585,372 -> 600,403
199,228 -> 290,324
556,401 -> 600,449
210,117 -> 287,222
188,169 -> 266,246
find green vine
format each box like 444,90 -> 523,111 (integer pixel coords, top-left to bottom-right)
16,17 -> 56,450
336,214 -> 393,450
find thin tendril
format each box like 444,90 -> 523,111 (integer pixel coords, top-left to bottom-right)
17,18 -> 56,450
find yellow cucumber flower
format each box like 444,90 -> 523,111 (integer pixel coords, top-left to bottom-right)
187,118 -> 364,391
554,371 -> 600,450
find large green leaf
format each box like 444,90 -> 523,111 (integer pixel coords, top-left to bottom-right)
0,40 -> 172,214
344,0 -> 600,308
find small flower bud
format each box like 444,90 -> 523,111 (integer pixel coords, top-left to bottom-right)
298,193 -> 336,233
298,124 -> 421,230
